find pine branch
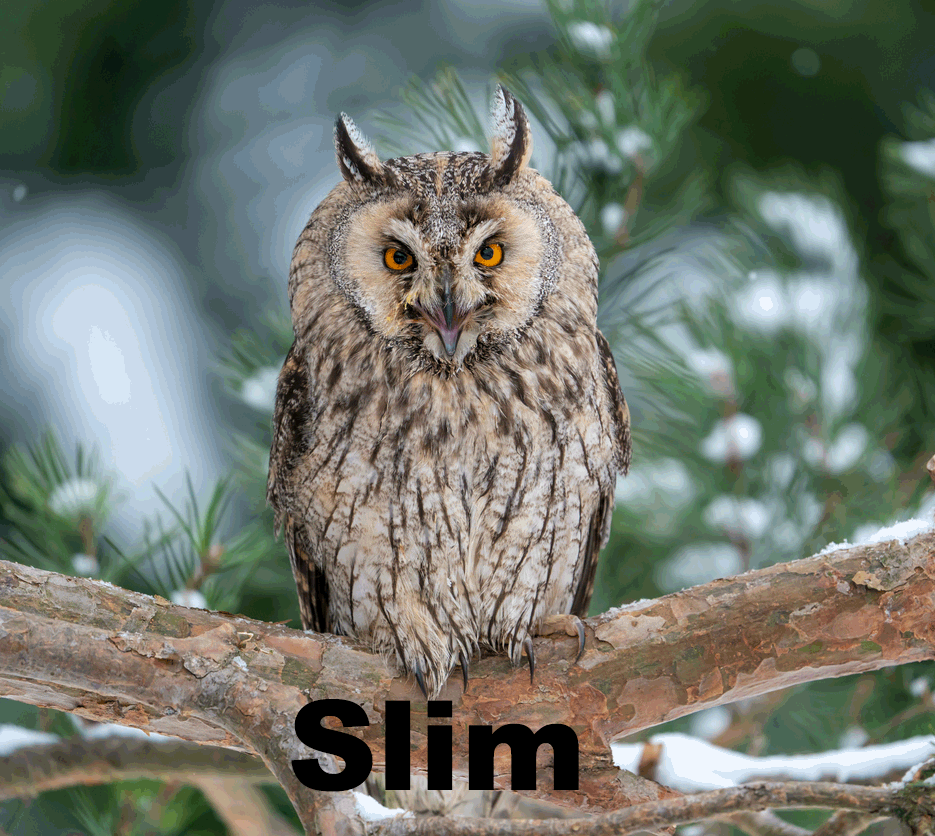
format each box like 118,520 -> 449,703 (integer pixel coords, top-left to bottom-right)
0,528 -> 933,832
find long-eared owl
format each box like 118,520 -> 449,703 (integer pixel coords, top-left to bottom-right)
267,87 -> 631,698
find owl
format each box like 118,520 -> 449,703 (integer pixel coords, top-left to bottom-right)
268,87 -> 631,698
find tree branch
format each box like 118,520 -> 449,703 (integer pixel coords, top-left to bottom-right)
192,778 -> 297,836
0,733 -> 272,799
810,811 -> 887,836
371,780 -> 934,836
718,810 -> 811,836
0,529 -> 933,828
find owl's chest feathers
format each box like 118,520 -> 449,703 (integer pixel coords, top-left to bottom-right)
295,320 -> 613,572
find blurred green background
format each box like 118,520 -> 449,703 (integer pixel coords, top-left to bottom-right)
1,0 -> 934,833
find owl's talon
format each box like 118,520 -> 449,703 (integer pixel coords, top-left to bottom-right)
413,664 -> 428,699
574,618 -> 586,664
523,636 -> 536,685
459,650 -> 470,693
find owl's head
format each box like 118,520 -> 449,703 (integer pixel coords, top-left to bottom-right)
307,87 -> 575,370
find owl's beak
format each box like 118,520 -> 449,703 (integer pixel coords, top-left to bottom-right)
437,283 -> 462,357
410,270 -> 467,357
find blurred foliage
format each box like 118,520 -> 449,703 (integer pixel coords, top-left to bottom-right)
1,0 -> 206,176
2,0 -> 935,833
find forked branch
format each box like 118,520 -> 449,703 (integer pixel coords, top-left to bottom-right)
0,529 -> 932,831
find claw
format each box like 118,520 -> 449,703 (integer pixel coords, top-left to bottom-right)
523,636 -> 536,685
574,618 -> 586,664
413,664 -> 428,699
459,650 -> 470,693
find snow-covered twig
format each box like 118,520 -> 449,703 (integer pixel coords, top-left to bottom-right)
611,732 -> 935,791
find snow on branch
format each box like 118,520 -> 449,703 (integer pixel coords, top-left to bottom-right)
612,732 -> 935,792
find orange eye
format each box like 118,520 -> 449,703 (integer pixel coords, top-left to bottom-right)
474,242 -> 503,267
384,247 -> 414,271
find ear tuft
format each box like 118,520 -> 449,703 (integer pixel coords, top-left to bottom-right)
334,113 -> 385,187
488,86 -> 533,187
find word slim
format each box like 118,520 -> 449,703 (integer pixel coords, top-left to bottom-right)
292,698 -> 579,792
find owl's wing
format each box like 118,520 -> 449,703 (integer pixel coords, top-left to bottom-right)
595,328 -> 632,477
569,329 -> 632,617
284,514 -> 333,633
267,343 -> 333,633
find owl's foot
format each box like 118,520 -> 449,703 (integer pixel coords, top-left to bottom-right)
413,664 -> 429,700
522,636 -> 536,685
539,613 -> 587,664
574,618 -> 586,664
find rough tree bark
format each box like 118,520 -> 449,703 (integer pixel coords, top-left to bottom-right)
0,530 -> 933,833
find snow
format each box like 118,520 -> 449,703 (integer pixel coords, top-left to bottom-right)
0,725 -> 59,756
689,706 -> 733,741
732,270 -> 788,334
916,490 -> 935,523
767,453 -> 796,491
595,90 -> 615,126
80,722 -> 171,742
797,492 -> 824,531
567,21 -> 614,58
656,542 -> 743,590
599,597 -> 656,619
826,424 -> 868,472
757,192 -> 855,275
838,727 -> 869,750
170,589 -> 208,609
48,478 -> 101,518
240,365 -> 280,412
600,202 -> 627,237
0,721 -> 183,757
803,424 -> 868,474
785,368 -> 817,405
820,340 -> 861,420
819,517 -> 934,556
616,126 -> 652,159
687,348 -> 734,397
575,138 -> 623,175
909,677 -> 931,698
859,518 -> 934,546
700,414 -> 763,462
353,791 -> 413,822
703,495 -> 770,540
615,458 -> 695,509
900,758 -> 934,784
867,448 -> 895,481
447,138 -> 478,154
71,553 -> 100,576
612,732 -> 935,792
789,276 -> 837,333
900,138 -> 935,178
